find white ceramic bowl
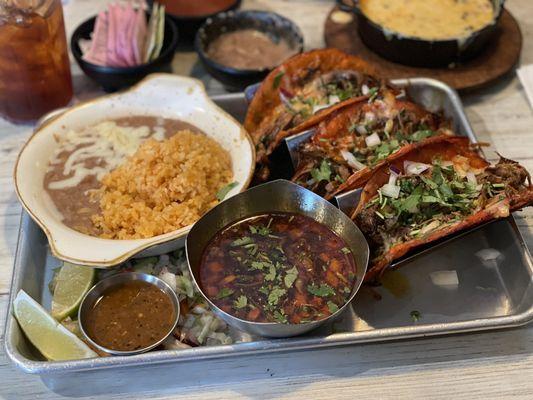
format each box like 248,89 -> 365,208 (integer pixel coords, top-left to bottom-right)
14,74 -> 255,267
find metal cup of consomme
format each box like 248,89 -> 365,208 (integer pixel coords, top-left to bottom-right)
186,179 -> 369,338
78,272 -> 180,356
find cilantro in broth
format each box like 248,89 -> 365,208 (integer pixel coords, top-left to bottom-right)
199,213 -> 358,324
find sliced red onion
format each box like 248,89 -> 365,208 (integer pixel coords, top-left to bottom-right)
404,161 -> 431,176
466,171 -> 477,185
365,132 -> 381,147
279,87 -> 294,108
341,150 -> 366,170
381,183 -> 400,199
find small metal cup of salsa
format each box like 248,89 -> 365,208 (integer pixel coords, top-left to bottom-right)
78,273 -> 180,355
186,179 -> 369,338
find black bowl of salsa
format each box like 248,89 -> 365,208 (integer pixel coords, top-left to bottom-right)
186,180 -> 369,338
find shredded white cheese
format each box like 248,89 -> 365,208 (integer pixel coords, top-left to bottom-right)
47,121 -> 166,190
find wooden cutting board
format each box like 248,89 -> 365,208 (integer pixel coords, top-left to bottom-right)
324,7 -> 522,91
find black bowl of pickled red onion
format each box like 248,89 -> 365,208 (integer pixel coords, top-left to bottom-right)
195,10 -> 304,91
71,12 -> 179,92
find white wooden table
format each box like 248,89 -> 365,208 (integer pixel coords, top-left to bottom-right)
1,0 -> 532,398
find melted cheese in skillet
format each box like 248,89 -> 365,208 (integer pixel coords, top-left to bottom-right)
359,0 -> 495,40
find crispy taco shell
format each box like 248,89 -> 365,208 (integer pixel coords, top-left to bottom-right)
352,136 -> 533,282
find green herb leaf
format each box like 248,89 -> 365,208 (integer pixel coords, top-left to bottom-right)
307,284 -> 335,297
217,181 -> 239,201
216,287 -> 234,299
249,225 -> 258,234
234,295 -> 248,309
273,310 -> 288,323
268,287 -> 287,305
327,301 -> 339,314
411,130 -> 434,142
250,261 -> 266,270
273,72 -> 285,89
284,266 -> 298,288
231,236 -> 253,247
410,310 -> 421,322
265,264 -> 277,281
259,286 -> 270,295
310,159 -> 332,183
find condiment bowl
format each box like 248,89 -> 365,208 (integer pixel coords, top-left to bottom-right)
152,0 -> 242,48
78,272 -> 180,356
195,10 -> 304,90
71,14 -> 179,92
336,0 -> 505,68
186,179 -> 369,338
14,74 -> 255,267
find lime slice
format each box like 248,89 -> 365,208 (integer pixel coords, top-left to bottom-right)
51,262 -> 95,321
13,290 -> 97,361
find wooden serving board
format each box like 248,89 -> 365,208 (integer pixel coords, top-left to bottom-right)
324,7 -> 522,91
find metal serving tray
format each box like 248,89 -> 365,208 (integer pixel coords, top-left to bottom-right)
5,78 -> 533,376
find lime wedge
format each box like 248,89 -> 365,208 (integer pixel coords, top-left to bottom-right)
13,290 -> 97,361
51,262 -> 95,321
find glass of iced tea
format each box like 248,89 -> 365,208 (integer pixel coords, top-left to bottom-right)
0,0 -> 72,123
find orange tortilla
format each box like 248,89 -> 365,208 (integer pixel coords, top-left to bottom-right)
352,136 -> 533,282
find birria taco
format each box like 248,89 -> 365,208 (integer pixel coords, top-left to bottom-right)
352,136 -> 533,282
244,48 -> 384,181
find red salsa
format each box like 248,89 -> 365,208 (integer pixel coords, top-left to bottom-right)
199,213 -> 357,324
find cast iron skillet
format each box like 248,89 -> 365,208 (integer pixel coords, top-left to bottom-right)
336,0 -> 505,68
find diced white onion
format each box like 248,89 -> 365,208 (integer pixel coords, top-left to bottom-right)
355,124 -> 367,135
430,270 -> 459,288
329,95 -> 340,104
419,220 -> 441,235
381,183 -> 400,199
365,132 -> 381,147
341,150 -> 366,170
158,269 -> 177,291
362,84 -> 369,95
404,161 -> 431,176
466,172 -> 477,185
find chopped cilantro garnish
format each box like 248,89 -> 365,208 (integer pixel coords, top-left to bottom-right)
216,181 -> 239,201
234,295 -> 248,309
273,72 -> 284,89
265,264 -> 277,281
284,266 -> 298,288
273,310 -> 288,323
231,236 -> 253,246
268,287 -> 286,305
217,287 -> 234,299
310,159 -> 332,183
327,301 -> 339,314
307,283 -> 335,297
411,130 -> 434,142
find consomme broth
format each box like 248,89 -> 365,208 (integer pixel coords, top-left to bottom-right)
84,280 -> 176,352
44,116 -> 202,236
199,212 -> 357,324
